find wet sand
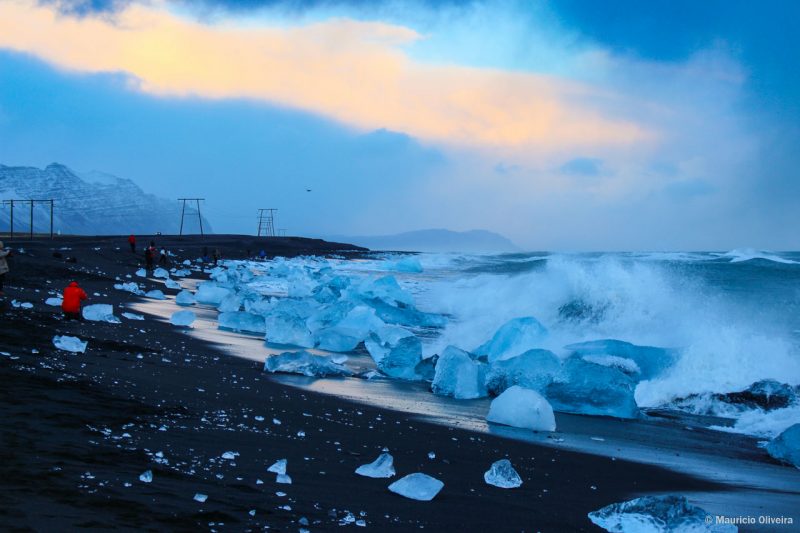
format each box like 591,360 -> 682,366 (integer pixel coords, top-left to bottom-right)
0,235 -> 796,531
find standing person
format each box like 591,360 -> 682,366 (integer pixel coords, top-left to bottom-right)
144,241 -> 156,272
0,241 -> 11,296
61,281 -> 87,320
128,234 -> 136,253
159,247 -> 168,266
212,248 -> 220,266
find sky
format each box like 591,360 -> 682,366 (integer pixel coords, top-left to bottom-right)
0,0 -> 798,250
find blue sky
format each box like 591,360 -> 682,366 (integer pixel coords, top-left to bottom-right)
0,0 -> 797,250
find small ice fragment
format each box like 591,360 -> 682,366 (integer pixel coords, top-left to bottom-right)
273,418 -> 281,425
45,297 -> 63,306
486,386 -> 556,431
268,459 -> 287,475
297,430 -> 305,437
53,335 -> 87,353
193,493 -> 208,503
153,267 -> 170,279
135,268 -> 147,277
427,452 -> 435,460
164,278 -> 181,290
122,312 -> 144,320
139,470 -> 153,483
249,510 -> 256,517
145,290 -> 166,300
276,491 -> 286,497
254,416 -> 265,421
221,451 -> 238,460
276,474 -> 292,484
175,290 -> 197,306
388,473 -> 444,501
483,459 -> 523,489
170,310 -> 196,327
82,304 -> 120,323
355,453 -> 396,478
356,519 -> 367,527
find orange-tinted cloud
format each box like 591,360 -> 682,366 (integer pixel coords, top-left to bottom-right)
0,0 -> 651,149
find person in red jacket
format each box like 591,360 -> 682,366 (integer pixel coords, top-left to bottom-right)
62,281 -> 88,320
128,234 -> 136,253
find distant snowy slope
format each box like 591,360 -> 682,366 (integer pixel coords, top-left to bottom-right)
0,163 -> 211,235
327,229 -> 519,252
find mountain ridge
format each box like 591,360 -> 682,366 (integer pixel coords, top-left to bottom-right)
325,228 -> 519,253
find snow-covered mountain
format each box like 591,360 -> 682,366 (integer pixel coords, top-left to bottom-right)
326,229 -> 519,253
0,163 -> 211,235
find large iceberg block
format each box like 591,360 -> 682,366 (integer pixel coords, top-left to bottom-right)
388,473 -> 444,501
53,335 -> 87,353
314,328 -> 362,352
382,256 -> 423,273
364,297 -> 446,328
546,357 -> 639,419
485,349 -> 561,395
175,290 -> 197,306
264,350 -> 353,377
219,311 -> 266,334
195,282 -> 231,305
483,459 -> 522,489
766,423 -> 800,468
486,386 -> 556,431
350,276 -> 414,307
564,339 -> 678,381
314,306 -> 385,352
365,325 -> 414,364
377,336 -> 423,380
265,314 -> 314,348
431,346 -> 488,399
217,293 -> 242,313
588,495 -> 737,532
82,304 -> 120,324
355,453 -> 396,478
170,310 -> 196,327
475,317 -> 548,362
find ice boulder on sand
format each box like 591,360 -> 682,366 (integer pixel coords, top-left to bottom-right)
217,293 -> 242,313
170,310 -> 196,327
486,386 -> 556,431
588,495 -> 737,532
195,282 -> 231,305
766,423 -> 800,468
355,453 -> 396,478
175,290 -> 196,306
546,357 -> 639,419
53,335 -> 87,353
314,306 -> 385,352
484,459 -> 522,489
365,325 -> 414,364
145,290 -> 166,300
219,311 -> 266,334
431,346 -> 488,399
565,339 -> 677,381
164,278 -> 181,290
135,268 -> 146,278
45,297 -> 63,306
377,336 -> 423,380
388,473 -> 444,501
114,282 -> 143,295
153,267 -> 170,279
264,350 -> 353,377
475,317 -> 548,362
265,314 -> 314,348
485,349 -> 561,395
82,304 -> 120,324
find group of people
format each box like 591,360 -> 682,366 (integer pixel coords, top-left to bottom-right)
130,235 -> 169,272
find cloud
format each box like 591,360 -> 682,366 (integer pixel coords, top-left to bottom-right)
560,157 -> 603,176
0,0 -> 650,151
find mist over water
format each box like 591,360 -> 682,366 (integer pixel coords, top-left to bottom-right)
358,250 -> 800,418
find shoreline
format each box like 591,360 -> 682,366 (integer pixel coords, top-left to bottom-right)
1,235 -> 798,531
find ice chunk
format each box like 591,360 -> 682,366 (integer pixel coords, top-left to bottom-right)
314,306 -> 385,352
486,385 -> 556,431
173,268 -> 191,277
265,314 -> 314,348
45,297 -> 63,306
82,304 -> 120,324
113,282 -> 143,295
766,423 -> 800,468
314,328 -> 362,352
485,349 -> 561,395
365,325 -> 414,364
365,297 -> 446,328
355,453 -> 396,478
268,459 -> 287,475
264,350 -> 353,377
175,290 -> 197,306
145,289 -> 166,300
153,267 -> 170,279
164,278 -> 181,290
122,312 -> 144,320
170,310 -> 196,327
218,293 -> 242,313
565,339 -> 678,381
195,282 -> 231,305
388,473 -> 444,501
219,311 -> 266,334
431,346 -> 488,399
135,268 -> 146,277
588,495 -> 737,532
221,451 -> 238,460
414,355 -> 438,382
377,336 -> 423,380
382,256 -> 423,273
350,275 -> 414,307
276,474 -> 292,484
546,357 -> 639,419
193,493 -> 207,503
475,317 -> 548,362
483,459 -> 522,489
582,355 -> 641,376
139,470 -> 153,483
53,335 -> 87,353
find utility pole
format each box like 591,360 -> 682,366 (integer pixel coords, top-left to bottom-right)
278,228 -> 287,237
178,198 -> 205,236
2,199 -> 53,239
2,199 -> 14,240
257,208 -> 277,237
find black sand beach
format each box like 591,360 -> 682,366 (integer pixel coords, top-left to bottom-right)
0,235 -> 791,531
